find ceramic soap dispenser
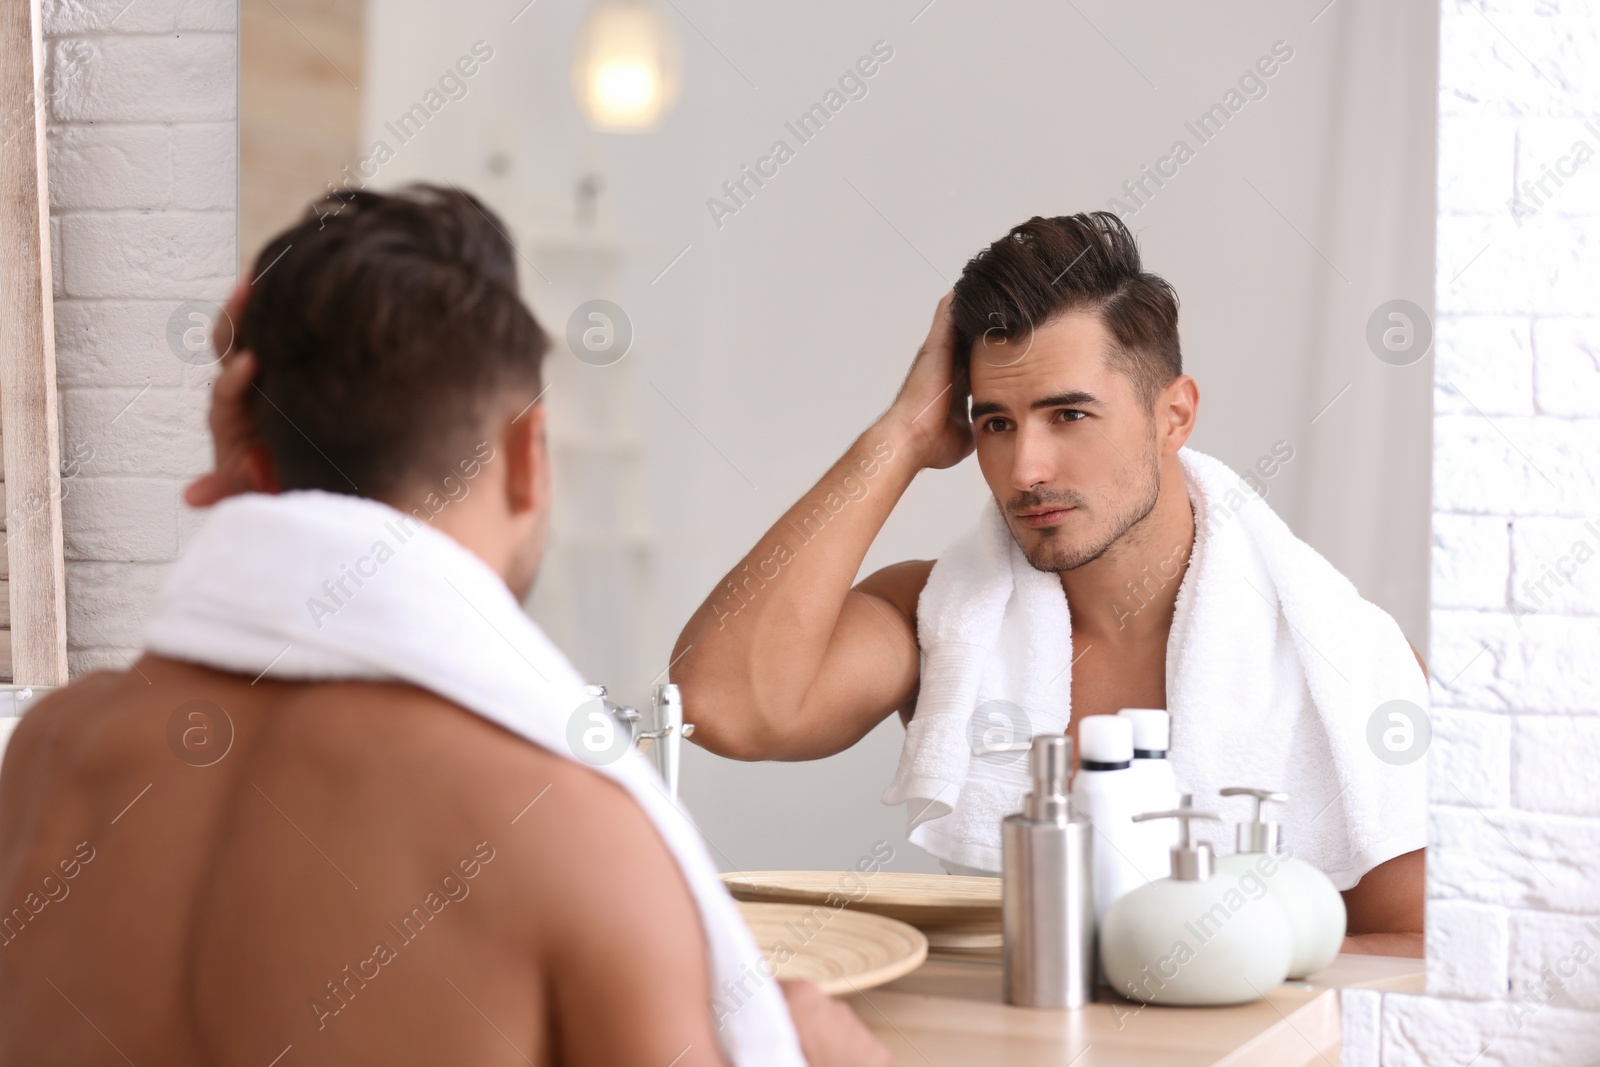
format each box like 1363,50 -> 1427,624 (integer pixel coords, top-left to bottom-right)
1100,796 -> 1292,1006
1214,787 -> 1347,979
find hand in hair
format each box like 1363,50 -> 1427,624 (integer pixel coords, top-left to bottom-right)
184,280 -> 281,507
674,291 -> 967,762
884,291 -> 974,471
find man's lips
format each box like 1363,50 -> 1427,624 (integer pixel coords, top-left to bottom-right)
1016,507 -> 1075,528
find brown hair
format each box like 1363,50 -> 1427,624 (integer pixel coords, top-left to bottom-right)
950,212 -> 1181,408
239,184 -> 548,498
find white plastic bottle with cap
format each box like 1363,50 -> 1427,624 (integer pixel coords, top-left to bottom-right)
1069,715 -> 1147,925
1117,709 -> 1181,883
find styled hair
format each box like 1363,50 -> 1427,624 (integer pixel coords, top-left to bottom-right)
950,212 -> 1181,408
239,184 -> 548,498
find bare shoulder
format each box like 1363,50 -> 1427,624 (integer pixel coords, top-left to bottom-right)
5,670 -> 127,750
489,748 -> 724,1065
497,751 -> 694,930
855,559 -> 935,624
456,716 -> 718,1033
0,669 -> 142,799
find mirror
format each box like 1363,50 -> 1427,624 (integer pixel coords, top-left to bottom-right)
239,0 -> 1435,894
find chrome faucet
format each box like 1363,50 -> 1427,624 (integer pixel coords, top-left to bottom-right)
638,683 -> 693,799
583,682 -> 693,800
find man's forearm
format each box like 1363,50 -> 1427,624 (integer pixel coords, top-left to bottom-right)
672,416 -> 922,755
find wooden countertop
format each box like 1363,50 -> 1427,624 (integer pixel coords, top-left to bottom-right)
842,952 -> 1424,1066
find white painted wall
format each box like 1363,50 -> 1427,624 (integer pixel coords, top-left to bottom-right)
1341,1 -> 1600,1063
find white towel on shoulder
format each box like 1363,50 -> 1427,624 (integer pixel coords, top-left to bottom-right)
144,490 -> 806,1067
881,448 -> 1429,888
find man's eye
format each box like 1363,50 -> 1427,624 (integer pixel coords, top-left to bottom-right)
982,418 -> 1011,433
1057,409 -> 1086,423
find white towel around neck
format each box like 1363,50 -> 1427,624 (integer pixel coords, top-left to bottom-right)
882,448 -> 1429,887
144,490 -> 806,1067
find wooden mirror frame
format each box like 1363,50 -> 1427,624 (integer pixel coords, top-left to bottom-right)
0,0 -> 71,687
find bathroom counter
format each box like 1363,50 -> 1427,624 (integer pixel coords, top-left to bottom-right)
843,951 -> 1423,1066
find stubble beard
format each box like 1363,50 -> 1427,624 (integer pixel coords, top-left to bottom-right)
1009,449 -> 1163,574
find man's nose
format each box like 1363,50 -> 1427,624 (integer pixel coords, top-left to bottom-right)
1009,424 -> 1056,491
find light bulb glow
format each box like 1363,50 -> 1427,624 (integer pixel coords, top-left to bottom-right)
572,2 -> 681,133
592,61 -> 661,124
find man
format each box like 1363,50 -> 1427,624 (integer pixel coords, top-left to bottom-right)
0,187 -> 887,1065
674,212 -> 1427,957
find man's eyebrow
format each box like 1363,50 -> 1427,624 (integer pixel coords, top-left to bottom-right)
970,391 -> 1102,420
1033,391 -> 1101,410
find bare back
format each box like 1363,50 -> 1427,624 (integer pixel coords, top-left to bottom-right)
0,656 -> 725,1066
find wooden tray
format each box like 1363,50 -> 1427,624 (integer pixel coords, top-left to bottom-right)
737,902 -> 928,996
923,923 -> 1003,953
723,870 -> 1002,928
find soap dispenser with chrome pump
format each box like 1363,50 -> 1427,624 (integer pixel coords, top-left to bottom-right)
1100,795 -> 1292,1006
1001,735 -> 1095,1009
1214,786 -> 1347,979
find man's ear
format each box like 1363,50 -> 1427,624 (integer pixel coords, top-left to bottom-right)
502,400 -> 549,515
1158,375 -> 1199,455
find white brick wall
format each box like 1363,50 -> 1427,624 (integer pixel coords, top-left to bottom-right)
42,0 -> 235,675
1353,1 -> 1600,1061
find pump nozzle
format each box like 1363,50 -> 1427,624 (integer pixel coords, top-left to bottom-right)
1132,793 -> 1221,881
1219,786 -> 1288,854
1023,735 -> 1073,823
